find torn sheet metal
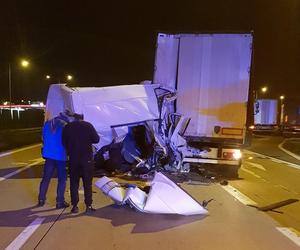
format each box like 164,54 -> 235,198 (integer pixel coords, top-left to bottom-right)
95,172 -> 208,216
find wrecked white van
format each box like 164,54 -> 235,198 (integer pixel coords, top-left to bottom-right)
45,83 -> 162,150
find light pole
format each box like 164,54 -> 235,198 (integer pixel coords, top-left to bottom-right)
8,64 -> 12,110
8,59 -> 30,110
254,86 -> 269,115
254,86 -> 268,100
279,95 -> 285,126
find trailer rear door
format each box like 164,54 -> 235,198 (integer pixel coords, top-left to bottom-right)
154,33 -> 253,140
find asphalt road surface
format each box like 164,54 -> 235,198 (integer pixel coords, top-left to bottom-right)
249,135 -> 300,165
0,128 -> 41,152
0,139 -> 300,250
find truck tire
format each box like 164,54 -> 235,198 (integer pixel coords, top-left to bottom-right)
223,164 -> 240,179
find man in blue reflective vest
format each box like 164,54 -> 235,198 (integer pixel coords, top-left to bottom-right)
38,113 -> 70,208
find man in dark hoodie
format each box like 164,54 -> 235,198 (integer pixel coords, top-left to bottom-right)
62,113 -> 100,213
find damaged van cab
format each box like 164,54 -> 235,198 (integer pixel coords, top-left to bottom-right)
45,83 -> 177,174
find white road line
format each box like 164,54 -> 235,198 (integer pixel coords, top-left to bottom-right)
5,217 -> 45,250
221,184 -> 257,206
277,184 -> 295,193
241,167 -> 263,179
276,227 -> 300,247
0,158 -> 44,182
278,140 -> 300,161
0,144 -> 41,158
243,150 -> 300,170
270,158 -> 283,163
245,162 -> 266,171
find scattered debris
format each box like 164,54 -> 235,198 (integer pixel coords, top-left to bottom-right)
202,199 -> 214,208
220,180 -> 229,186
95,172 -> 208,216
186,180 -> 211,186
248,199 -> 299,212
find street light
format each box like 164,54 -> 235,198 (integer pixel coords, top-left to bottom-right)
44,74 -> 73,83
261,86 -> 268,93
254,86 -> 268,100
8,59 -> 30,109
280,95 -> 285,100
21,59 -> 29,68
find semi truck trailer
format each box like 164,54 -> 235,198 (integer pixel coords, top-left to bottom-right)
153,33 -> 253,174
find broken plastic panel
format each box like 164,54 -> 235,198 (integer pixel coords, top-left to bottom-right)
95,176 -> 125,205
95,172 -> 208,216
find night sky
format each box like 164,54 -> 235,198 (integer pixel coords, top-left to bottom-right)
0,1 -> 299,103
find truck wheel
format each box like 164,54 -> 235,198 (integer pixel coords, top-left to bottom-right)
224,165 -> 240,179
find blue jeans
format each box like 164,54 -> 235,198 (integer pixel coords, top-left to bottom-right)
38,158 -> 67,203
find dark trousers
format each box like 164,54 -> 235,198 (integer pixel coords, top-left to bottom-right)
69,160 -> 93,207
38,158 -> 67,203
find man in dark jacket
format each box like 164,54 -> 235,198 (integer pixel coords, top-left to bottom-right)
62,113 -> 100,213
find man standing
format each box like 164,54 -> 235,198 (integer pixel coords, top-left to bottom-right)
38,113 -> 70,209
62,113 -> 99,213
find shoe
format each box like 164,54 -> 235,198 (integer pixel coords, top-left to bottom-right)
71,206 -> 79,214
38,200 -> 45,207
85,205 -> 96,213
56,201 -> 70,209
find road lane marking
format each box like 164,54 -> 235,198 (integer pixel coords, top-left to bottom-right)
243,150 -> 300,170
275,184 -> 298,194
5,217 -> 45,250
0,144 -> 41,158
270,158 -> 283,163
241,166 -> 268,182
0,158 -> 44,182
241,167 -> 263,179
221,184 -> 257,206
245,162 -> 266,171
276,227 -> 300,247
13,162 -> 29,166
278,140 -> 300,161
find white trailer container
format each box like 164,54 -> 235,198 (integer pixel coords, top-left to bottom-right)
153,33 -> 253,169
254,99 -> 278,126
